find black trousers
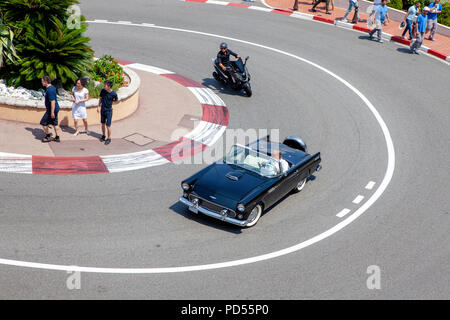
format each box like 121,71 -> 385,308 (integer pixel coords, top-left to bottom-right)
312,0 -> 330,12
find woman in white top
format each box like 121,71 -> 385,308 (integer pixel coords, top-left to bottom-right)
71,78 -> 89,136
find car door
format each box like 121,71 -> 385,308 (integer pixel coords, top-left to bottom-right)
277,165 -> 303,197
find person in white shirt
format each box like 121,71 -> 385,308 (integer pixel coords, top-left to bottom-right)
271,150 -> 290,174
71,78 -> 89,136
368,0 -> 383,23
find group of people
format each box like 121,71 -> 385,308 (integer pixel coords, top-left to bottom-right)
307,0 -> 442,51
401,0 -> 442,53
366,0 -> 442,53
39,76 -> 118,145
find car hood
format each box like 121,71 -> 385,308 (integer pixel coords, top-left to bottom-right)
193,162 -> 269,204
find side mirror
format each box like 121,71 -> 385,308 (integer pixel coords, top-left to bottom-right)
245,56 -> 250,61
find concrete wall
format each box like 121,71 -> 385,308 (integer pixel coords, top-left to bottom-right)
0,67 -> 140,126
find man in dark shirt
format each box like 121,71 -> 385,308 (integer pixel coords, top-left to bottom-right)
40,76 -> 61,142
97,80 -> 118,145
217,42 -> 242,86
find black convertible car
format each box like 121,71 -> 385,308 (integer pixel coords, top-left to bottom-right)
179,136 -> 322,227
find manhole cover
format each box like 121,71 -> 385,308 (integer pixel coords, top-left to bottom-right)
123,133 -> 155,146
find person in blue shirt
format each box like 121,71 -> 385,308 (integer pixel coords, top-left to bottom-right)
410,7 -> 430,54
40,76 -> 61,143
425,0 -> 442,41
97,80 -> 118,145
368,0 -> 390,43
401,1 -> 421,40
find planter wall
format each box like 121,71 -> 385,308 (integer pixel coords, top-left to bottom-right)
0,66 -> 140,126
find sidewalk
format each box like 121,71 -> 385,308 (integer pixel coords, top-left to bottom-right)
0,68 -> 203,157
266,0 -> 450,57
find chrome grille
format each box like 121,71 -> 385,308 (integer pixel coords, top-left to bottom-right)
189,194 -> 236,217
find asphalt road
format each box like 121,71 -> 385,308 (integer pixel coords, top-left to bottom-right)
0,0 -> 448,299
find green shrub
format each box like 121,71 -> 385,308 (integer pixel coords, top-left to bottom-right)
2,18 -> 93,89
0,0 -> 94,90
91,55 -> 125,89
0,17 -> 19,68
439,2 -> 450,26
370,0 -> 449,26
388,0 -> 404,10
85,79 -> 119,99
0,0 -> 79,34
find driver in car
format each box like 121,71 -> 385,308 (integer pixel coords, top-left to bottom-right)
260,150 -> 290,176
217,42 -> 242,85
271,150 -> 290,174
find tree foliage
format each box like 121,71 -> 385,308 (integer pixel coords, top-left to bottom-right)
0,0 -> 94,89
0,17 -> 19,68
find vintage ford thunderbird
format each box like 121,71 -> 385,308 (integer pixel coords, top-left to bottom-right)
179,136 -> 322,227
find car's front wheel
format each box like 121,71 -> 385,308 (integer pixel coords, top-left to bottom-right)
245,204 -> 262,228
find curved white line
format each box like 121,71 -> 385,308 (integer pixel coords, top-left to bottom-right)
260,0 -> 275,9
0,22 -> 395,273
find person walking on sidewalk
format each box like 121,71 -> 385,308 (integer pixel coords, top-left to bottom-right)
368,0 -> 382,23
40,76 -> 60,143
401,1 -> 421,40
71,78 -> 89,136
369,0 -> 390,43
310,0 -> 332,15
342,0 -> 359,23
410,7 -> 430,54
425,0 -> 442,41
98,80 -> 118,145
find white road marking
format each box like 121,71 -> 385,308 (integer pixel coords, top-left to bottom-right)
290,12 -> 314,21
249,6 -> 273,12
0,152 -> 33,174
352,195 -> 365,204
206,0 -> 229,5
365,181 -> 376,190
188,87 -> 226,106
0,22 -> 395,273
336,208 -> 351,218
183,121 -> 226,147
335,20 -> 354,29
126,63 -> 174,75
260,0 -> 274,9
101,150 -> 170,173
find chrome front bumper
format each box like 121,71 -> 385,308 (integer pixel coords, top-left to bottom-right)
179,196 -> 248,227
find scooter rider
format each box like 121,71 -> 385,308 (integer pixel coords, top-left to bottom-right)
217,42 -> 242,85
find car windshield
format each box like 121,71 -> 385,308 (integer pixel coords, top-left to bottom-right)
223,145 -> 281,178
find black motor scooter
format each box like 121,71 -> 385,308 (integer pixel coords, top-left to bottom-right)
212,56 -> 252,97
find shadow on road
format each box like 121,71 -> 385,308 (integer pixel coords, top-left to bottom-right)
358,35 -> 373,41
201,78 -> 246,97
25,127 -> 46,140
170,201 -> 243,234
397,47 -> 413,54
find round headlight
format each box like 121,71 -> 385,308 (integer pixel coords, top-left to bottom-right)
237,204 -> 245,212
182,182 -> 190,191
